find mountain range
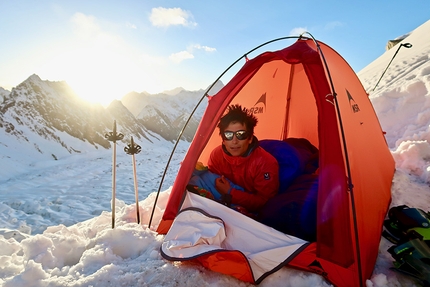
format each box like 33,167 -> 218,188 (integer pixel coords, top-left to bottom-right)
0,74 -> 223,160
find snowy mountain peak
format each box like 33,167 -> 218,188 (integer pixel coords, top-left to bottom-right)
1,19 -> 430,287
0,75 -> 223,160
27,73 -> 42,82
0,86 -> 10,102
161,87 -> 185,96
0,75 -> 150,159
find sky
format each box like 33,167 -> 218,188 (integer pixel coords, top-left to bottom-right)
0,18 -> 430,287
1,1 -> 429,106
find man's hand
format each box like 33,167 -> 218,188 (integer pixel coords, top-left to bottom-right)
215,175 -> 231,195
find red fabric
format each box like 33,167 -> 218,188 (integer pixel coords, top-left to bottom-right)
158,39 -> 395,287
296,43 -> 354,267
289,243 -> 357,286
208,145 -> 279,212
194,251 -> 254,283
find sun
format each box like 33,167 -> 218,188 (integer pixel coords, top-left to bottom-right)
44,45 -> 161,107
35,12 -> 173,107
63,48 -> 141,107
39,35 -> 167,107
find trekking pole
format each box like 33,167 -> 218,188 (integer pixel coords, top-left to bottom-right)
105,120 -> 124,229
372,42 -> 412,92
124,136 -> 142,224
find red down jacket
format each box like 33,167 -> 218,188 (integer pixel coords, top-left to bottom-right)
208,144 -> 279,212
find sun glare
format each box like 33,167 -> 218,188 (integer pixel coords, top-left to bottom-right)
64,49 -> 168,107
38,20 -> 170,107
61,48 -> 139,106
42,42 -> 165,107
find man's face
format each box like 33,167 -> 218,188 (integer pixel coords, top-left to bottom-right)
222,122 -> 252,156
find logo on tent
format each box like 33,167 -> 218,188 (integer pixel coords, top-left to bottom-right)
250,93 -> 266,114
347,89 -> 360,113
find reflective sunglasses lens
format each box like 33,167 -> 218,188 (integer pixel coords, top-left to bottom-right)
223,131 -> 234,140
223,130 -> 248,141
235,130 -> 248,140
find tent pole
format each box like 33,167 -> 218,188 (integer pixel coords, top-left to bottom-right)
282,65 -> 295,139
309,34 -> 364,286
149,36 -> 304,229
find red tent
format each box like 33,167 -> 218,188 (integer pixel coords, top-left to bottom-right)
156,37 -> 394,287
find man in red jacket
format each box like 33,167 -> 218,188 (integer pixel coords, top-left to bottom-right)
208,104 -> 279,213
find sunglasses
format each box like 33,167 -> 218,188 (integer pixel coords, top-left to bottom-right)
222,130 -> 249,141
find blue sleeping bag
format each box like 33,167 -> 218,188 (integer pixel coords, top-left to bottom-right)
188,168 -> 244,201
258,139 -> 319,241
258,174 -> 318,241
259,139 -> 318,194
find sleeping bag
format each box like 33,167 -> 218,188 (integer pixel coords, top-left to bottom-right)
258,174 -> 318,241
259,138 -> 318,194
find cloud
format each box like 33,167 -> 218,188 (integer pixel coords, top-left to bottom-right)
149,7 -> 197,28
169,51 -> 194,63
168,44 -> 216,63
192,44 -> 216,52
289,27 -> 308,36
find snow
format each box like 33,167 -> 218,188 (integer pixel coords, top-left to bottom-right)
1,20 -> 430,287
0,87 -> 9,102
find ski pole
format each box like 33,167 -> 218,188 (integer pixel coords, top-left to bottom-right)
105,120 -> 124,229
372,42 -> 412,92
124,136 -> 142,224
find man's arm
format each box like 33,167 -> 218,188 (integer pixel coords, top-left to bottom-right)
230,150 -> 279,212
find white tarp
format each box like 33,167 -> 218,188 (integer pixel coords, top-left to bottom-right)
161,192 -> 308,281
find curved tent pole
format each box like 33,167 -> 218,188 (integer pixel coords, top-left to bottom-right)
147,36 -> 302,229
302,31 -> 363,286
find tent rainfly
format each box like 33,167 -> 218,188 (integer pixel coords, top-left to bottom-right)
153,36 -> 395,287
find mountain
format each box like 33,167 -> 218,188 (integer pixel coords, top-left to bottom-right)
1,20 -> 430,287
122,80 -> 224,141
0,75 -> 152,160
0,87 -> 10,102
106,100 -> 159,143
161,87 -> 185,96
122,81 -> 223,118
0,74 -> 224,160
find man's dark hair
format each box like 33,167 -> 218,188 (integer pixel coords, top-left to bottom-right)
217,104 -> 258,135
